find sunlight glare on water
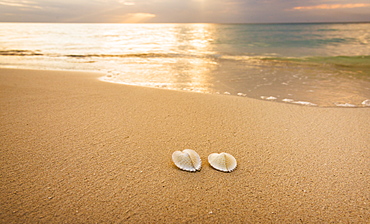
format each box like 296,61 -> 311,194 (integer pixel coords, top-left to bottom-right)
0,23 -> 369,107
101,24 -> 219,94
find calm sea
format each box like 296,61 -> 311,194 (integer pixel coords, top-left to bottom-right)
1,23 -> 369,107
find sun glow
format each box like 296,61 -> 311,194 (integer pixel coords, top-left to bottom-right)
120,13 -> 156,23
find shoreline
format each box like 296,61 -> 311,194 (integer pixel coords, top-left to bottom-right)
100,73 -> 370,109
1,68 -> 369,223
2,64 -> 370,108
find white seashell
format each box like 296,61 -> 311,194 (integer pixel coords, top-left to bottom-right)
172,149 -> 201,172
208,152 -> 237,172
361,99 -> 370,106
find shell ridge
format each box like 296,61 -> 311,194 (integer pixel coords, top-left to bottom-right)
184,149 -> 201,171
185,153 -> 197,172
185,153 -> 194,169
190,154 -> 201,171
190,157 -> 200,170
223,153 -> 231,172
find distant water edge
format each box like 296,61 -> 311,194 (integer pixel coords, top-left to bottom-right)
0,22 -> 369,107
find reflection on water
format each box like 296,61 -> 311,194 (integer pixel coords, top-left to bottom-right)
1,23 -> 370,107
100,24 -> 218,93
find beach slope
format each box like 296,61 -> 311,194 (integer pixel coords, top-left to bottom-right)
0,68 -> 369,223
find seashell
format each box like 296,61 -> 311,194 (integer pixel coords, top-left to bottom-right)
208,152 -> 237,172
172,149 -> 201,172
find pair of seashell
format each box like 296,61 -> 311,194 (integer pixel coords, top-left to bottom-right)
172,149 -> 237,172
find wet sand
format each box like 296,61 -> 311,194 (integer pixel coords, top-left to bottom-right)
0,68 -> 369,223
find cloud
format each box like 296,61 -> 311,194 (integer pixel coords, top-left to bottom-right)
0,0 -> 369,23
118,0 -> 135,6
293,3 -> 370,10
0,0 -> 42,9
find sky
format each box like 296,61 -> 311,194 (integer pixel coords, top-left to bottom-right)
0,0 -> 370,23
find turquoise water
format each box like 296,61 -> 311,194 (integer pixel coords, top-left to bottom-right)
1,23 -> 369,107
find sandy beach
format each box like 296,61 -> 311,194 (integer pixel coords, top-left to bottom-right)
0,68 -> 369,223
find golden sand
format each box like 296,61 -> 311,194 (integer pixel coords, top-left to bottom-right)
1,68 -> 369,223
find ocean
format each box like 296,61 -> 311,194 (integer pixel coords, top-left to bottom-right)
1,22 -> 369,107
